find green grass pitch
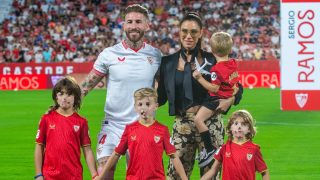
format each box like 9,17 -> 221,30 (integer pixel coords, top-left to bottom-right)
0,88 -> 320,179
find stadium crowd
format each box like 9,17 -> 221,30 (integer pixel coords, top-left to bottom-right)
0,0 -> 280,63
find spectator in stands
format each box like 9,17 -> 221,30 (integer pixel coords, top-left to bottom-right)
34,49 -> 44,63
253,46 -> 263,60
0,46 -> 5,63
242,48 -> 253,60
42,47 -> 52,63
1,0 -> 280,62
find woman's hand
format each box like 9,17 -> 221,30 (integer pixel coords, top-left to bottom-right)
193,70 -> 202,80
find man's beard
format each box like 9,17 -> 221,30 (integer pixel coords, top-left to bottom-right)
126,29 -> 145,43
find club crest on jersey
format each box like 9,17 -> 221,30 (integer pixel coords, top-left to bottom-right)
147,57 -> 153,64
73,125 -> 80,132
211,72 -> 217,81
295,93 -> 308,108
247,153 -> 253,160
225,152 -> 231,158
118,57 -> 126,62
131,135 -> 136,141
154,136 -> 160,143
49,124 -> 55,129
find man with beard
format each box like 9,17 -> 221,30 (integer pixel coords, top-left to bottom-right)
80,4 -> 161,179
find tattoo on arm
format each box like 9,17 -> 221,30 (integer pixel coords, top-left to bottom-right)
81,70 -> 104,97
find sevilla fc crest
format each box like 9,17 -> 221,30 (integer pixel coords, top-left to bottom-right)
295,93 -> 308,108
154,136 -> 160,143
73,125 -> 80,132
247,153 -> 253,161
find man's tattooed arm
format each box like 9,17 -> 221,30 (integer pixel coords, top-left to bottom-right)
81,70 -> 104,97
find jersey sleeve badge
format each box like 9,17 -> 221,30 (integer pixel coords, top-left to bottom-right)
211,72 -> 217,81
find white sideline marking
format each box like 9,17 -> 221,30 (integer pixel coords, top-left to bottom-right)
257,121 -> 320,127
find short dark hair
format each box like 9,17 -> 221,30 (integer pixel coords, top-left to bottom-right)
179,12 -> 202,29
52,76 -> 82,111
124,4 -> 149,19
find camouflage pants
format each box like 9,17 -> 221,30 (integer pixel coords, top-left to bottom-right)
167,112 -> 224,180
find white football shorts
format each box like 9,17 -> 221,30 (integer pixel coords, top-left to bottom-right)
96,120 -> 124,160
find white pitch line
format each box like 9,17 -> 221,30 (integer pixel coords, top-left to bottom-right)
257,121 -> 320,127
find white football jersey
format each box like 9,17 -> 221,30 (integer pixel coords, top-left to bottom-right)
93,41 -> 161,129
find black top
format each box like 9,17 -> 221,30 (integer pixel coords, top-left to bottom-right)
157,49 -> 243,116
175,70 -> 185,113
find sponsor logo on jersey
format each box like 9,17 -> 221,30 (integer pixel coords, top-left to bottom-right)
49,124 -> 55,129
118,57 -> 126,62
130,135 -> 136,141
225,152 -> 231,158
247,153 -> 253,161
154,136 -> 160,143
295,93 -> 308,108
74,125 -> 80,132
147,57 -> 153,64
36,130 -> 40,139
211,72 -> 217,81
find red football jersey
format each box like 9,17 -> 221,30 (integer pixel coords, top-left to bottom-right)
35,110 -> 91,180
210,59 -> 239,98
115,121 -> 176,180
214,140 -> 268,180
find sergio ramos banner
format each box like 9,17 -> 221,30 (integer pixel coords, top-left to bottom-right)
281,0 -> 320,110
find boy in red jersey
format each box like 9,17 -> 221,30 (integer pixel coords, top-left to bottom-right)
192,32 -> 240,167
201,110 -> 270,180
34,77 -> 98,180
94,88 -> 187,180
